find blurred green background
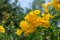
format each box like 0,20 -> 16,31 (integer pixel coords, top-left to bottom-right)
0,0 -> 60,40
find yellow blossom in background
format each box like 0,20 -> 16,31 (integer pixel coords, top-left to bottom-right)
42,2 -> 51,9
42,2 -> 51,13
52,0 -> 60,11
42,4 -> 45,8
0,25 -> 5,33
46,2 -> 51,7
15,29 -> 22,35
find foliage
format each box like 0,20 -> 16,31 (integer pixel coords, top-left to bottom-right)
0,0 -> 60,40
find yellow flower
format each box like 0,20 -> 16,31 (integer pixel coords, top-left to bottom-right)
52,0 -> 60,11
24,11 -> 35,21
42,2 -> 51,9
44,8 -> 49,13
23,24 -> 36,36
42,14 -> 50,21
0,25 -> 5,33
24,15 -> 29,21
35,17 -> 42,26
42,13 -> 54,20
24,12 -> 39,26
15,29 -> 22,35
41,20 -> 50,28
33,10 -> 40,14
42,4 -> 46,8
20,20 -> 37,35
46,2 -> 51,7
41,13 -> 54,28
20,20 -> 36,32
20,20 -> 30,32
42,3 -> 49,13
24,10 -> 40,21
29,11 -> 34,15
42,13 -> 45,16
46,13 -> 51,18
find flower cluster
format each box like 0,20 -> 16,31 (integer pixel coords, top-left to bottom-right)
15,9 -> 54,36
15,1 -> 56,36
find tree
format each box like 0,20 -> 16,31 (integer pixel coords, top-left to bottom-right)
32,0 -> 45,10
0,0 -> 25,40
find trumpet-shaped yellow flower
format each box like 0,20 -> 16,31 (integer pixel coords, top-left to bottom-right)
0,25 -> 5,33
